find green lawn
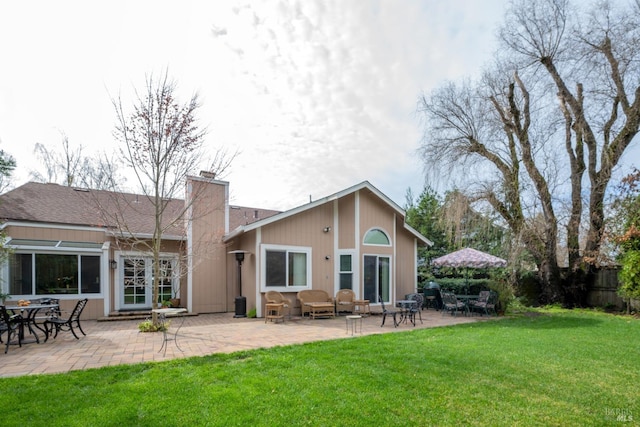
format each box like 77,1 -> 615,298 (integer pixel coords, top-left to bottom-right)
1,309 -> 638,426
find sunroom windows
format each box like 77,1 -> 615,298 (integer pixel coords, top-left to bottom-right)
8,253 -> 101,296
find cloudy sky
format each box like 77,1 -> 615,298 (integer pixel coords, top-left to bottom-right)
0,0 -> 508,210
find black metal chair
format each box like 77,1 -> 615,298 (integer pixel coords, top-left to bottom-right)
441,292 -> 468,316
407,293 -> 424,324
468,291 -> 490,315
469,291 -> 498,316
379,297 -> 399,327
0,306 -> 22,353
44,298 -> 88,341
31,297 -> 61,324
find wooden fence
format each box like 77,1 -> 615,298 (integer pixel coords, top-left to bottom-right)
586,268 -> 626,310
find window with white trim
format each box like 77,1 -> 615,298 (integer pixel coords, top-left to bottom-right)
9,252 -> 101,296
262,245 -> 311,290
364,228 -> 391,246
339,254 -> 353,290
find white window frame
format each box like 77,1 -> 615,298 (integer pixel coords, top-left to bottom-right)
363,254 -> 392,304
260,244 -> 312,292
336,251 -> 356,295
115,251 -> 180,310
363,227 -> 392,246
3,240 -> 104,299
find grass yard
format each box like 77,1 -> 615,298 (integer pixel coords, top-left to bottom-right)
0,309 -> 638,426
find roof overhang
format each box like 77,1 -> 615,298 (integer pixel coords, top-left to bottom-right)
0,220 -> 111,234
106,231 -> 185,241
223,181 -> 433,245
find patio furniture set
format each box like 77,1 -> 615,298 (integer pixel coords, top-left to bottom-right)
265,289 -> 373,324
439,290 -> 498,317
0,298 -> 88,354
265,289 -> 434,329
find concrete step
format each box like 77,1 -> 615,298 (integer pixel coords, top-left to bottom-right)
97,310 -> 198,322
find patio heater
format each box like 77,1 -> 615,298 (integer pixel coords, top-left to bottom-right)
229,250 -> 249,318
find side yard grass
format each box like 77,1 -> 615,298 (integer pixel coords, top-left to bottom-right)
1,309 -> 638,426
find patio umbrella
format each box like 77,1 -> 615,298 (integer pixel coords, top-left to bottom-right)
431,248 -> 507,268
431,248 -> 506,294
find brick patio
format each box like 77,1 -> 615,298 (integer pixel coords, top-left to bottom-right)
0,310 -> 486,377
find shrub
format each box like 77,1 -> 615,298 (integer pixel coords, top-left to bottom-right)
618,249 -> 640,302
138,319 -> 169,332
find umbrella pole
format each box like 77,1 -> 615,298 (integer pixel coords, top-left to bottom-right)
465,267 -> 469,295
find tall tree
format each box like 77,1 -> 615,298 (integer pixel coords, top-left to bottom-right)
0,146 -> 15,273
0,144 -> 16,193
418,0 -> 640,304
112,71 -> 233,325
405,185 -> 447,278
405,185 -> 507,281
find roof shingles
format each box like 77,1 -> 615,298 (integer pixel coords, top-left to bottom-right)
0,182 -> 279,237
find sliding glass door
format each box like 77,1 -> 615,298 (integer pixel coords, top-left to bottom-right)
363,255 -> 390,304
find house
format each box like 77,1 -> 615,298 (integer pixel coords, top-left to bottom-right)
0,175 -> 432,319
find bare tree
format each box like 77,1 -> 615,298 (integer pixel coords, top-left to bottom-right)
111,71 -> 233,325
30,133 -> 121,190
31,133 -> 83,186
80,152 -> 123,191
419,0 -> 640,304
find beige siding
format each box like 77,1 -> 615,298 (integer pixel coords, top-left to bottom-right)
395,226 -> 418,297
226,233 -> 257,313
357,191 -> 419,301
338,194 -> 356,249
260,203 -> 335,296
5,225 -> 106,243
358,190 -> 396,245
188,179 -> 229,314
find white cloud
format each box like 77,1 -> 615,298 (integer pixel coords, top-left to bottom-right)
0,0 -> 508,210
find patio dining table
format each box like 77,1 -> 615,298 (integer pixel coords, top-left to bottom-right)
5,303 -> 60,344
152,307 -> 188,355
396,299 -> 417,326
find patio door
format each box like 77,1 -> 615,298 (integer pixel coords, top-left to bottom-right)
121,258 -> 150,309
363,255 -> 391,304
120,257 -> 178,310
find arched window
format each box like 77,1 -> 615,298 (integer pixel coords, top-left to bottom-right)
364,228 -> 390,246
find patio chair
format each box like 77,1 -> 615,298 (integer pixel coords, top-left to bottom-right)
469,291 -> 498,316
440,292 -> 468,317
467,291 -> 490,316
407,293 -> 424,324
335,289 -> 356,315
265,291 -> 292,319
0,306 -> 22,353
44,298 -> 88,341
379,297 -> 399,328
31,298 -> 61,323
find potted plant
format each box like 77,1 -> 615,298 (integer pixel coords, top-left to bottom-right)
0,290 -> 10,305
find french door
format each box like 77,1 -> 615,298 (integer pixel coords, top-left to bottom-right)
363,255 -> 391,304
120,257 -> 176,310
